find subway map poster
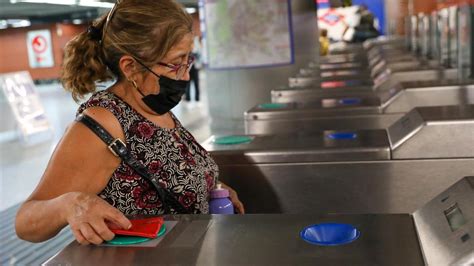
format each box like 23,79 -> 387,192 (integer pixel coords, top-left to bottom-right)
201,0 -> 293,69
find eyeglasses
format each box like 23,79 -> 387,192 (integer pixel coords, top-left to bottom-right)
156,55 -> 195,80
102,0 -> 121,41
134,54 -> 195,80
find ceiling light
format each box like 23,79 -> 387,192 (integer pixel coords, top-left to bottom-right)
186,7 -> 197,14
10,0 -> 115,8
72,19 -> 83,24
0,20 -> 8,29
8,19 -> 31,28
10,0 -> 76,5
79,0 -> 114,8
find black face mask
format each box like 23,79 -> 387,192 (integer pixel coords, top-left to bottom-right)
138,75 -> 189,115
134,59 -> 190,115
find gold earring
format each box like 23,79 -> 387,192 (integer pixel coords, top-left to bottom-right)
128,79 -> 138,90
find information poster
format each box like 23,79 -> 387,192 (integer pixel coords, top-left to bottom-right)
0,71 -> 51,142
26,29 -> 55,68
201,0 -> 293,69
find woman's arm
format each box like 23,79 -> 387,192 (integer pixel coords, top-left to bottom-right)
219,182 -> 245,214
15,107 -> 131,244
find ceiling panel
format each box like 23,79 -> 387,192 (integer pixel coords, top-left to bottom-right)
0,0 -> 198,20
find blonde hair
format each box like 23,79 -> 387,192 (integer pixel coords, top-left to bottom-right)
61,0 -> 193,101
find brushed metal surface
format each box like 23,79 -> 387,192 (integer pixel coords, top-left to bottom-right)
202,130 -> 390,164
391,68 -> 459,82
388,105 -> 474,158
216,159 -> 474,214
271,80 -> 400,103
383,84 -> 474,113
245,98 -> 383,120
257,85 -> 474,123
43,214 -> 424,266
414,176 -> 474,266
275,76 -> 473,108
245,113 -> 404,134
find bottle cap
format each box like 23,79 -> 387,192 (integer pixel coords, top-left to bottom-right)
210,184 -> 230,198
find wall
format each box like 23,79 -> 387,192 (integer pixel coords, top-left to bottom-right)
412,0 -> 437,14
203,0 -> 319,134
384,0 -> 409,35
0,23 -> 86,81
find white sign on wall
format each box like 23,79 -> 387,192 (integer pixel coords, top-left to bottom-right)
0,71 -> 52,144
26,29 -> 55,68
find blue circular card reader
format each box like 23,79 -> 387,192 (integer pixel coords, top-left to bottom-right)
300,223 -> 360,246
214,136 -> 253,145
327,132 -> 358,140
258,103 -> 286,109
338,98 -> 361,105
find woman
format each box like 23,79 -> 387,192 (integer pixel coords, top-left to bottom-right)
15,0 -> 244,245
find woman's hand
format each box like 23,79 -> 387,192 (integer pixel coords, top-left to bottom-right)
63,192 -> 131,245
219,182 -> 245,214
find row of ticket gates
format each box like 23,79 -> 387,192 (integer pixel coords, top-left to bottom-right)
45,40 -> 474,266
196,34 -> 474,265
46,10 -> 474,264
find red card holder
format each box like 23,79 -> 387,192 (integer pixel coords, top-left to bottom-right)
111,217 -> 164,238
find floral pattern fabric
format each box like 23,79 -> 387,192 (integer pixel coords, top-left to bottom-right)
77,90 -> 219,215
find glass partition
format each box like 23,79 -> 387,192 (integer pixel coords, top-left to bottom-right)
448,6 -> 459,68
457,4 -> 473,79
430,11 -> 440,60
439,8 -> 450,66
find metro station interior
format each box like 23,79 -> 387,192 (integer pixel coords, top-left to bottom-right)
0,0 -> 473,265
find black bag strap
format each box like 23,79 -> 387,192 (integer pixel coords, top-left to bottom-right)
76,113 -> 191,214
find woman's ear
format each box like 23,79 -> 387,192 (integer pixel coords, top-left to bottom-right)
118,55 -> 138,80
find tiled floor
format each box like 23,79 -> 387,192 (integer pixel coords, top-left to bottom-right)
0,80 -> 212,211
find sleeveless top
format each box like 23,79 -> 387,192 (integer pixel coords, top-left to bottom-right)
77,90 -> 219,215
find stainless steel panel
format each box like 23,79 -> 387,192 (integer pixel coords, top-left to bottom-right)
277,74 -> 468,105
289,77 -> 375,88
272,86 -> 375,103
383,84 -> 474,113
245,98 -> 383,120
388,105 -> 474,159
288,73 -> 373,88
319,53 -> 366,64
245,113 -> 404,134
271,82 -> 401,104
391,68 -> 459,82
369,54 -> 418,68
203,130 -> 390,164
414,176 -> 474,266
44,214 -> 424,266
217,159 -> 474,214
319,62 -> 362,70
270,82 -> 474,118
371,60 -> 424,78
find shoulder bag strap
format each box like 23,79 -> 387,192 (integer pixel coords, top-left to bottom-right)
76,113 -> 191,214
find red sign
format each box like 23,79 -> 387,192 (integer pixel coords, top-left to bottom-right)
31,36 -> 47,54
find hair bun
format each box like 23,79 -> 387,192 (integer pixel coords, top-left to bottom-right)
87,25 -> 102,41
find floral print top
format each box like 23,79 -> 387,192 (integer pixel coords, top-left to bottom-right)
77,90 -> 219,215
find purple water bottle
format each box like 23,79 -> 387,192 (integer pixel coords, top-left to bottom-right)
209,183 -> 234,214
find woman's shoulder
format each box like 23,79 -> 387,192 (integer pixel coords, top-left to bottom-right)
77,90 -> 124,117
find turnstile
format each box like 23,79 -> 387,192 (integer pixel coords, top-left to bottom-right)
43,176 -> 474,265
205,106 -> 474,214
273,75 -> 470,104
246,84 -> 474,134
